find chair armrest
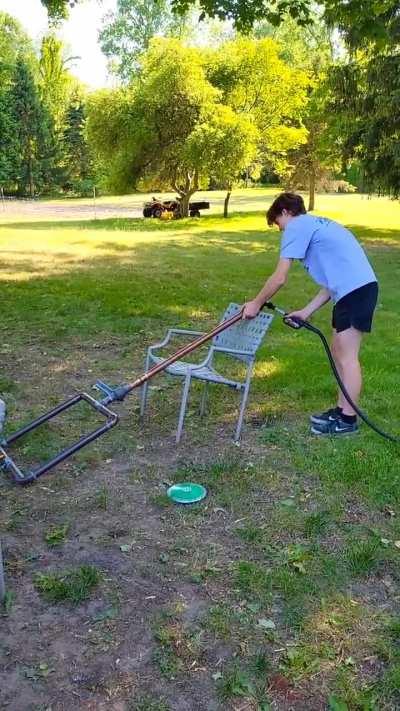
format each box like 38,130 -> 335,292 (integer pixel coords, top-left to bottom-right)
149,329 -> 206,355
169,329 -> 206,337
212,346 -> 253,358
183,351 -> 214,371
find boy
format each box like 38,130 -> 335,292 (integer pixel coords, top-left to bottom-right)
243,192 -> 378,436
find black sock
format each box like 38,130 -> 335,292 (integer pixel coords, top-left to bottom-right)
341,413 -> 357,424
334,406 -> 343,415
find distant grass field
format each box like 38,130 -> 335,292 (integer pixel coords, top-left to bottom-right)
1,189 -> 400,710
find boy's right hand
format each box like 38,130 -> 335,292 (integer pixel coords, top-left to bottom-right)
242,300 -> 261,319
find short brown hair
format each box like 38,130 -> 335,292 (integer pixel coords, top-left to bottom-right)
266,192 -> 306,226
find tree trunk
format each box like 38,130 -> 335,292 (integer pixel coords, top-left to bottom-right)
173,170 -> 198,218
308,169 -> 316,211
180,193 -> 190,217
224,188 -> 232,218
28,146 -> 34,198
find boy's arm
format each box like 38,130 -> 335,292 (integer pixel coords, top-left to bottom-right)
243,259 -> 292,318
288,288 -> 331,320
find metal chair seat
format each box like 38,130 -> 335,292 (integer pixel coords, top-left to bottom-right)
148,355 -> 243,388
139,303 -> 274,442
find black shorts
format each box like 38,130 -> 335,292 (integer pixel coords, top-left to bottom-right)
332,281 -> 378,333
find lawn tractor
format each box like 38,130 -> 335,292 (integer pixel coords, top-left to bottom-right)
143,196 -> 210,219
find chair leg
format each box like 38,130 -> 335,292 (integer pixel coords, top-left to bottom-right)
234,366 -> 253,442
139,353 -> 151,420
199,381 -> 209,417
176,373 -> 192,443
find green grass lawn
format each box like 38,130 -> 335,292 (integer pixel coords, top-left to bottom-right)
1,190 -> 400,710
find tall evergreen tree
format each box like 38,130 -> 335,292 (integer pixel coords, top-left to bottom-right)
0,12 -> 36,191
9,58 -> 51,196
61,93 -> 93,192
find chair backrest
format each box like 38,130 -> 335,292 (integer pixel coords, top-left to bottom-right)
212,303 -> 274,359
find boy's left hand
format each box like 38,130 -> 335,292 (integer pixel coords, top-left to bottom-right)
286,309 -> 309,322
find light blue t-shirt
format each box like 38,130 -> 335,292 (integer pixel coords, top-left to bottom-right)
280,214 -> 377,303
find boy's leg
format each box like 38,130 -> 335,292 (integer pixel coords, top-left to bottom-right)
310,329 -> 345,424
331,327 -> 363,415
330,328 -> 344,407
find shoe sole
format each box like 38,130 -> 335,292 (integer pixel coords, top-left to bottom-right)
311,426 -> 359,436
310,415 -> 338,425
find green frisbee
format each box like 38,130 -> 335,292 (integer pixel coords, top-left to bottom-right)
167,482 -> 208,505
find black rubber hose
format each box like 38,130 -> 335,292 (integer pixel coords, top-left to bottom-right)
265,302 -> 399,443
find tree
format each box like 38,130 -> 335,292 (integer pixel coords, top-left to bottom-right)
87,39 -> 219,214
328,55 -> 400,197
87,37 -> 310,211
282,80 -> 342,210
206,37 -> 309,201
40,0 -> 79,22
0,12 -> 35,77
8,58 -> 51,196
39,35 -> 76,131
61,92 -> 94,192
185,105 -> 258,216
323,1 -> 400,197
99,0 -> 190,83
172,0 -> 312,32
40,0 -> 400,46
0,13 -> 36,189
255,17 -> 338,210
171,0 -> 400,45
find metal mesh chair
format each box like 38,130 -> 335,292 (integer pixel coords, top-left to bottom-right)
139,303 -> 274,442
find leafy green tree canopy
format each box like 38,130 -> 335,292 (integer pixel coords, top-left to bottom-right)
41,0 -> 78,22
99,0 -> 191,82
171,0 -> 400,46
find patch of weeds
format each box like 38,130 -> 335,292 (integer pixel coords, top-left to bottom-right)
343,538 -> 381,576
1,590 -> 15,615
18,422 -> 57,466
387,616 -> 400,642
382,664 -> 400,701
249,651 -> 272,678
281,642 -> 335,682
0,375 -> 16,392
206,600 -> 268,644
44,524 -> 69,547
332,667 -> 380,710
269,504 -> 304,537
304,510 -> 331,537
207,603 -> 235,639
91,605 -> 119,624
35,565 -> 101,604
189,561 -> 221,584
232,561 -> 272,601
236,525 -> 265,543
95,485 -> 108,511
153,615 -> 205,680
271,548 -> 344,626
150,493 -> 172,509
328,695 -> 351,711
129,697 -> 170,711
191,456 -> 258,510
22,661 -> 55,681
217,666 -> 256,701
5,507 -> 27,531
217,662 -> 270,708
153,645 -> 182,679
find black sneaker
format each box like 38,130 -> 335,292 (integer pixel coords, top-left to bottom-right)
311,417 -> 359,436
310,407 -> 341,425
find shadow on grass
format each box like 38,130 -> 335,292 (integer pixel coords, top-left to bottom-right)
0,211 -> 267,232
